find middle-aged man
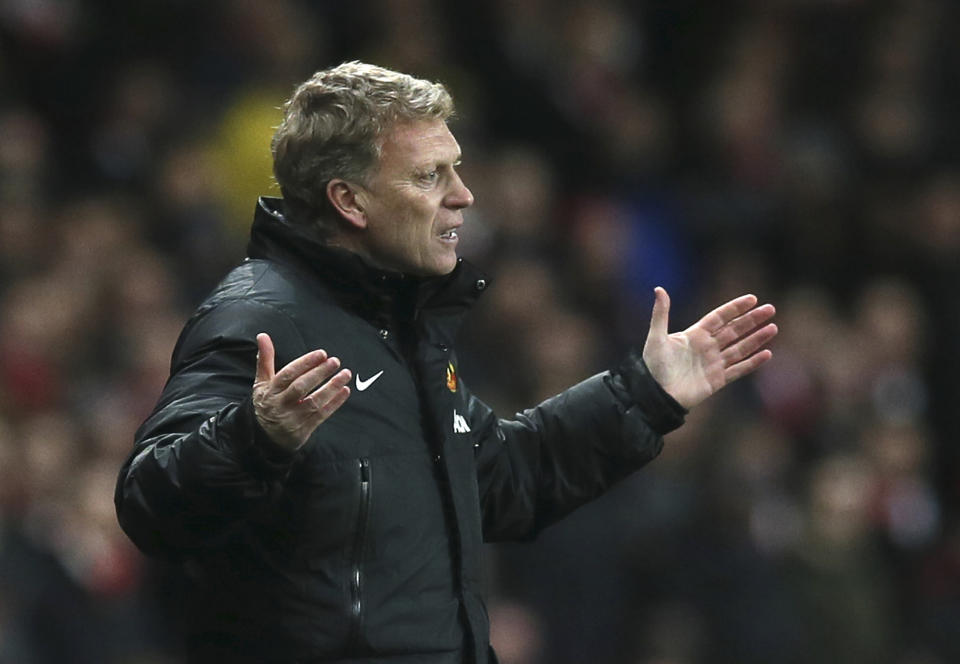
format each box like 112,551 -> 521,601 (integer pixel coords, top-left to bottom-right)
115,62 -> 778,664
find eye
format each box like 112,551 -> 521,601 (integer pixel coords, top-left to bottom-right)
415,169 -> 440,188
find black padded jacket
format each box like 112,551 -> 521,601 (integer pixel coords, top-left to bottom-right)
114,197 -> 686,664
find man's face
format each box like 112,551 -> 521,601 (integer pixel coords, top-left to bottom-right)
354,118 -> 474,276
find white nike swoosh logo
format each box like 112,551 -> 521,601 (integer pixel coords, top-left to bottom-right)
355,370 -> 384,392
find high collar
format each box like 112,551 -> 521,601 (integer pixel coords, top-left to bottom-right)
246,197 -> 490,322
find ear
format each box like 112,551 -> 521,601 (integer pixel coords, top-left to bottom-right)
327,179 -> 367,230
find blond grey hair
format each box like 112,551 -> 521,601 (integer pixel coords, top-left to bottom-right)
271,61 -> 455,238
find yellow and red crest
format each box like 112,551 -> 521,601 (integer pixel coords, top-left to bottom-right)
445,361 -> 458,392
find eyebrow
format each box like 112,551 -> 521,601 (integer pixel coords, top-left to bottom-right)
414,154 -> 463,172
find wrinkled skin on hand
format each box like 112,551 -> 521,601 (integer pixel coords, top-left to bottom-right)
252,333 -> 353,451
642,287 -> 778,410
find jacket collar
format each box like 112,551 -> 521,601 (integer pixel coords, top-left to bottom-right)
246,197 -> 490,319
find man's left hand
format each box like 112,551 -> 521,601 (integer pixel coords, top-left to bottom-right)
642,287 -> 777,410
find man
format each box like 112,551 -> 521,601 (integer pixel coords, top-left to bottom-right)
115,62 -> 777,663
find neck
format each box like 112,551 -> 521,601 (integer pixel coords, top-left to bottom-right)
323,229 -> 394,274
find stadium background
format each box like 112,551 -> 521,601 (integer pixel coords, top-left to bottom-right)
1,0 -> 959,662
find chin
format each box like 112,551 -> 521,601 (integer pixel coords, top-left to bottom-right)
420,252 -> 459,277
420,263 -> 456,277
437,254 -> 460,275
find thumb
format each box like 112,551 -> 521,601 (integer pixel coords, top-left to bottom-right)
649,287 -> 671,338
255,333 -> 275,383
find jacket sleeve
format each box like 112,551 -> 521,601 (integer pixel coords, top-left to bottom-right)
114,298 -> 305,558
468,348 -> 687,542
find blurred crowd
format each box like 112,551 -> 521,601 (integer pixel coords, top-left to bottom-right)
1,0 -> 959,662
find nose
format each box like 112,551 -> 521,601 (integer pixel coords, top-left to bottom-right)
445,171 -> 474,209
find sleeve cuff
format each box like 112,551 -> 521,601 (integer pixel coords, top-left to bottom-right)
614,348 -> 687,434
228,398 -> 300,479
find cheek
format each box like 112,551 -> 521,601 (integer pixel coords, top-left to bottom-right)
409,200 -> 439,235
371,192 -> 438,249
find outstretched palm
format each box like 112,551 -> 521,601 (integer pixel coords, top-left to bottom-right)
642,287 -> 777,410
253,333 -> 353,450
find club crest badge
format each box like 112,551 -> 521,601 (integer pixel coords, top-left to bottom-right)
446,361 -> 458,392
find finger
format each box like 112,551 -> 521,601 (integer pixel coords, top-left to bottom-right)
695,294 -> 759,335
712,304 -> 777,348
272,348 -> 330,392
255,333 -> 276,384
300,369 -> 353,415
724,348 -> 773,384
312,384 -> 351,421
720,323 -> 779,366
649,287 -> 671,338
283,357 -> 342,403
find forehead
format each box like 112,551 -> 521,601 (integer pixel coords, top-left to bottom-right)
378,118 -> 461,167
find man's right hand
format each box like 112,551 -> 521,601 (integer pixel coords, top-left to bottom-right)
252,333 -> 352,451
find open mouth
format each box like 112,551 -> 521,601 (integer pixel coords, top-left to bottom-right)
439,230 -> 459,240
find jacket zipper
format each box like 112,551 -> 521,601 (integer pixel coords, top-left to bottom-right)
349,457 -> 371,648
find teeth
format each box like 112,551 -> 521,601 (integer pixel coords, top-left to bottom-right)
441,230 -> 458,239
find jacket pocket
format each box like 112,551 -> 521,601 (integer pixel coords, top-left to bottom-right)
348,457 -> 372,648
